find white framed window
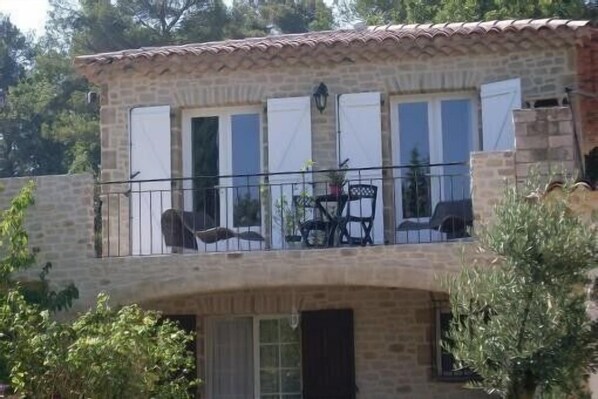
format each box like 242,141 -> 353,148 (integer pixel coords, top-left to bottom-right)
254,317 -> 302,399
182,107 -> 263,250
207,315 -> 301,399
391,93 -> 478,243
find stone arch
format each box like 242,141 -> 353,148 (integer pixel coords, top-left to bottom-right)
86,243 -> 470,308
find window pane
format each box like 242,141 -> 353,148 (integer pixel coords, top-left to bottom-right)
260,319 -> 279,343
232,113 -> 261,227
281,369 -> 301,392
260,345 -> 280,369
440,100 -> 472,200
191,117 -> 220,223
260,369 -> 280,393
280,344 -> 300,368
398,102 -> 431,218
210,318 -> 254,398
279,320 -> 299,343
259,318 -> 302,398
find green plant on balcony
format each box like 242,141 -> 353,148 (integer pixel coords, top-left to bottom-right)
273,194 -> 305,245
327,158 -> 349,195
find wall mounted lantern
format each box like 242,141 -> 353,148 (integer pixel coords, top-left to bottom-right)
313,82 -> 329,113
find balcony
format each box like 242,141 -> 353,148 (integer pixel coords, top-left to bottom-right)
97,163 -> 473,257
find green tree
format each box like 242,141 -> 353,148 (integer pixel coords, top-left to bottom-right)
0,16 -> 34,90
1,293 -> 197,399
0,183 -> 197,397
402,148 -> 430,219
0,182 -> 78,381
444,179 -> 598,398
435,0 -> 587,23
340,0 -> 592,25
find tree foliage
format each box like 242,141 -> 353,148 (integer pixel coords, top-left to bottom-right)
0,0 -> 596,177
340,0 -> 594,26
444,179 -> 598,399
1,293 -> 197,399
0,183 -> 197,397
0,0 -> 335,178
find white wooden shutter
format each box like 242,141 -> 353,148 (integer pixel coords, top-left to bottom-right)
267,97 -> 312,249
481,78 -> 522,151
339,92 -> 384,244
130,106 -> 171,255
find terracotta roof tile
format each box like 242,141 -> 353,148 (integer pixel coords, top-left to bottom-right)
74,19 -> 594,76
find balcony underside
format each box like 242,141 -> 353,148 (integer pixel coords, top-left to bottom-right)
77,241 -> 479,310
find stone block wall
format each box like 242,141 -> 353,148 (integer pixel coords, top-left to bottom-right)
577,33 -> 598,156
0,174 -> 95,282
470,151 -> 516,224
513,107 -> 577,180
144,286 -> 485,399
99,48 -> 576,184
97,47 -> 577,254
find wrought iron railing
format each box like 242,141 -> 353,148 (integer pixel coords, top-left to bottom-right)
96,163 -> 473,257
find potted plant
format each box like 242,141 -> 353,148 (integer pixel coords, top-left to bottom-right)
274,195 -> 303,249
327,159 -> 349,196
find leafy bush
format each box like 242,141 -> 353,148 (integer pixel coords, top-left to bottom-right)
0,182 -> 198,398
444,178 -> 598,399
1,292 -> 197,399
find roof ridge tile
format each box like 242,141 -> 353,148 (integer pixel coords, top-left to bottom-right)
74,18 -> 592,67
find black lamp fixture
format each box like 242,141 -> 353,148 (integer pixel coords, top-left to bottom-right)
313,82 -> 329,113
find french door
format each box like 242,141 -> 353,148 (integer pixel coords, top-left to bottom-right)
391,94 -> 477,243
182,107 -> 263,251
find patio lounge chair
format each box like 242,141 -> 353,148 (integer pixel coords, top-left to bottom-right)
161,209 -> 264,249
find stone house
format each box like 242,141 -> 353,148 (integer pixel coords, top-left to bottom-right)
1,18 -> 597,399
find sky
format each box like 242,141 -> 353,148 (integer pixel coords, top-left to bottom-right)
0,0 -> 50,36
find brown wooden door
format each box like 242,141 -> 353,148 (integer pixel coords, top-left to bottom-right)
301,309 -> 356,399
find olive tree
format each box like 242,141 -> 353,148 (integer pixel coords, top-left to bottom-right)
444,180 -> 598,399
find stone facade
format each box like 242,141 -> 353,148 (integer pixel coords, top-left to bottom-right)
470,150 -> 516,224
513,107 -> 577,180
75,241 -> 489,312
576,33 -> 598,156
1,30 -> 595,399
98,47 -> 577,256
100,48 -> 576,184
144,286 -> 485,399
0,174 -> 95,282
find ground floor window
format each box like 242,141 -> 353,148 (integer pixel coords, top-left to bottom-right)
257,317 -> 302,398
208,309 -> 355,399
208,316 -> 301,399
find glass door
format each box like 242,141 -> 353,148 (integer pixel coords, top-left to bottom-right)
392,95 -> 475,243
439,99 -> 473,201
221,112 -> 262,251
393,100 -> 439,243
191,116 -> 220,225
183,107 -> 262,251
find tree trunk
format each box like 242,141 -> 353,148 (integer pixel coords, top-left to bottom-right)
507,388 -> 536,399
508,376 -> 537,399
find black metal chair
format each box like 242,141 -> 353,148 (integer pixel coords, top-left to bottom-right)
338,184 -> 378,246
293,194 -> 333,248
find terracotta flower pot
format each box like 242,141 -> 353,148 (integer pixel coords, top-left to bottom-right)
329,184 -> 342,196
